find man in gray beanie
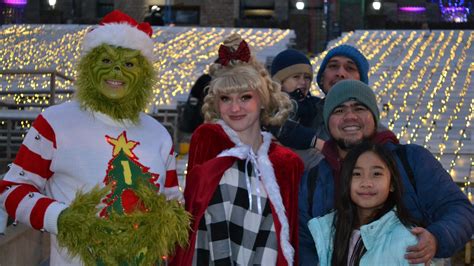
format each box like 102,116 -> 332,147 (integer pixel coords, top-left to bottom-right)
298,80 -> 474,265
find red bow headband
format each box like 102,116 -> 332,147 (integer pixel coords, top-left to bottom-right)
218,40 -> 251,66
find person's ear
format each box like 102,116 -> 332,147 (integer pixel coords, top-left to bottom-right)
319,76 -> 329,94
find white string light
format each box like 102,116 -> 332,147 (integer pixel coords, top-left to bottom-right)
1,26 -> 472,194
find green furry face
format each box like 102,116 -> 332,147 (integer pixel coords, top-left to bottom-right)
92,45 -> 142,100
76,44 -> 155,123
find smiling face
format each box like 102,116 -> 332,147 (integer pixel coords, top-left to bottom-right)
350,151 -> 392,225
218,90 -> 262,139
91,45 -> 142,100
321,56 -> 360,93
328,100 -> 376,154
76,44 -> 154,122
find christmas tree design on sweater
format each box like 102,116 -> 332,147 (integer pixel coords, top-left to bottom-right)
100,131 -> 160,217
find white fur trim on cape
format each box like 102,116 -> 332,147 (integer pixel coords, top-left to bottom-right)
216,120 -> 294,265
82,23 -> 155,62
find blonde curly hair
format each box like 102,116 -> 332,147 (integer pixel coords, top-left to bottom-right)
202,34 -> 292,126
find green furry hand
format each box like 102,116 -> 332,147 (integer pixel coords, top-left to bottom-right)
57,184 -> 190,266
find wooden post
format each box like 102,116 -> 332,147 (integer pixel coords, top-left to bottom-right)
50,72 -> 56,106
466,239 -> 472,265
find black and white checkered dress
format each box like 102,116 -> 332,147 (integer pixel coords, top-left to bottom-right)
193,159 -> 278,265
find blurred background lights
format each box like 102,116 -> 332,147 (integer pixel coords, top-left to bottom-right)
399,6 -> 427,12
3,0 -> 27,5
48,0 -> 56,8
0,26 -> 472,195
296,1 -> 305,10
439,0 -> 471,22
372,1 -> 382,11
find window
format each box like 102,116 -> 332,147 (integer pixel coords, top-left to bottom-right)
240,0 -> 275,18
97,0 -> 113,18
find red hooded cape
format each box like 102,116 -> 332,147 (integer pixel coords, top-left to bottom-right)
170,123 -> 304,265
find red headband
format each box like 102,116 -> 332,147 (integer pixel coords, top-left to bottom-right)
218,40 -> 251,66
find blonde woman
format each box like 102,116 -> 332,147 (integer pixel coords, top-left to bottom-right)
171,34 -> 304,266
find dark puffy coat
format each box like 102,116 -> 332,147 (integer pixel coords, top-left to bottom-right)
299,133 -> 474,265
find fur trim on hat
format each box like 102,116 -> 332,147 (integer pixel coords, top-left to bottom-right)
83,23 -> 155,62
273,63 -> 313,84
271,49 -> 313,84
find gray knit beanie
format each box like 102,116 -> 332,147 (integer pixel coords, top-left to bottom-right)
323,80 -> 379,131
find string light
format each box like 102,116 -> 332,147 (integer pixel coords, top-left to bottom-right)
1,26 -> 473,194
1,25 -> 291,110
309,30 -> 473,194
0,25 -> 292,180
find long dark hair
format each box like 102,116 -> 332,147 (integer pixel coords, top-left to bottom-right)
331,142 -> 417,266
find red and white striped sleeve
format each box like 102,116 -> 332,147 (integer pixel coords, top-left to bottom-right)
0,114 -> 67,235
162,146 -> 182,201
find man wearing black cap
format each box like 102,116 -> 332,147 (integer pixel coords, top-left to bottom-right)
299,80 -> 474,265
270,45 -> 369,169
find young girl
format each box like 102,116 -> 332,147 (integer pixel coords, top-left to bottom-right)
170,34 -> 304,266
308,142 -> 424,266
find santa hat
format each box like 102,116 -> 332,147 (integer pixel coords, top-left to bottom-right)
82,10 -> 155,62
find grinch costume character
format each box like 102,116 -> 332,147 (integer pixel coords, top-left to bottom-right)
170,34 -> 304,266
0,10 -> 189,265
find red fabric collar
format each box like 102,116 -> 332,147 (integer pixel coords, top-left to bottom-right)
171,123 -> 303,266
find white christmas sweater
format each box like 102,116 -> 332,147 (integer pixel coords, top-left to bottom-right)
0,100 -> 181,265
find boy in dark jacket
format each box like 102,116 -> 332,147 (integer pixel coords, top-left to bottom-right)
178,73 -> 211,133
270,45 -> 369,169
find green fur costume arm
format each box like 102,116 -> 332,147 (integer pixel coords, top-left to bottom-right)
57,183 -> 190,266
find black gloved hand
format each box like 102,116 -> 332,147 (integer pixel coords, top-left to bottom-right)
288,88 -> 306,101
296,97 -> 317,126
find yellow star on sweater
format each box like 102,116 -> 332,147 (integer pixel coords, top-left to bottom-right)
107,131 -> 138,158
